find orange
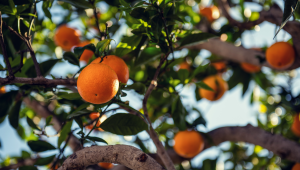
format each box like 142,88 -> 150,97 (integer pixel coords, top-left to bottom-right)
89,112 -> 100,120
0,86 -> 5,94
76,41 -> 94,63
91,55 -> 129,84
291,114 -> 300,137
98,162 -> 114,169
86,120 -> 103,131
292,163 -> 300,170
199,75 -> 228,101
199,5 -> 220,22
77,63 -> 119,104
54,25 -> 81,51
240,63 -> 261,73
178,62 -> 190,71
173,130 -> 204,158
211,62 -> 226,73
266,42 -> 295,69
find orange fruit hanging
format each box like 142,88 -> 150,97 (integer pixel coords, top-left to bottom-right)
54,25 -> 81,51
199,5 -> 220,22
199,75 -> 228,101
91,55 -> 129,84
77,63 -> 119,104
173,130 -> 204,158
89,112 -> 100,120
291,114 -> 300,137
178,62 -> 191,71
292,163 -> 300,170
75,41 -> 94,63
0,86 -> 5,94
211,62 -> 226,73
98,162 -> 114,169
240,63 -> 261,73
265,42 -> 295,69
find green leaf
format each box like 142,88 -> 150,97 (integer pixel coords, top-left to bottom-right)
130,7 -> 146,20
96,39 -> 113,55
85,136 -> 108,144
171,95 -> 187,131
119,0 -> 130,7
196,81 -> 214,91
75,117 -> 83,130
57,121 -> 73,148
180,33 -> 216,47
74,43 -> 96,59
100,113 -> 148,135
42,1 -> 52,21
19,166 -> 38,170
190,63 -> 209,80
116,102 -> 148,124
191,116 -> 206,127
135,47 -> 162,67
67,103 -> 91,119
26,116 -> 40,130
26,59 -> 59,77
45,116 -> 53,126
35,155 -> 56,166
58,92 -> 81,100
8,0 -> 17,15
0,5 -> 14,14
58,0 -> 93,9
0,91 -> 18,119
8,100 -> 22,129
27,140 -> 56,152
178,69 -> 189,84
123,82 -> 147,94
166,15 -> 185,23
63,52 -> 79,66
134,1 -> 145,7
116,35 -> 143,57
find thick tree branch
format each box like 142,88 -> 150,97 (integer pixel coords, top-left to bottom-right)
57,145 -> 165,170
0,77 -> 76,86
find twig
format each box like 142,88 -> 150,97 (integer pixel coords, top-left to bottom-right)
0,77 -> 76,86
0,12 -> 14,79
13,50 -> 27,74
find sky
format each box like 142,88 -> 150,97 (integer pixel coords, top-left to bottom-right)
0,0 -> 298,169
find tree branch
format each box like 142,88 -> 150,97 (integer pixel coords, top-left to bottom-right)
0,77 -> 76,86
0,158 -> 37,170
57,145 -> 165,170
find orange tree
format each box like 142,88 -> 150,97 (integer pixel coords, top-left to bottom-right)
0,0 -> 300,170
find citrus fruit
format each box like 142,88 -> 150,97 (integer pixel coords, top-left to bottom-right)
199,75 -> 228,101
86,120 -> 103,131
291,114 -> 300,137
0,86 -> 5,94
178,62 -> 191,71
54,25 -> 81,51
89,112 -> 100,120
76,41 -> 94,63
292,163 -> 300,170
211,62 -> 226,73
199,5 -> 220,22
265,42 -> 295,69
173,130 -> 204,158
91,55 -> 129,84
240,63 -> 261,73
98,162 -> 114,169
77,63 -> 119,104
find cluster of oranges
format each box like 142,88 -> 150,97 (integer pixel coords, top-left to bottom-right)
54,25 -> 95,63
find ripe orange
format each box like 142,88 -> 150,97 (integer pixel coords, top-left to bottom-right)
89,112 -> 100,120
91,55 -> 129,84
265,42 -> 295,69
98,162 -> 114,169
178,62 -> 191,71
0,86 -> 5,94
240,63 -> 261,73
173,130 -> 204,158
211,62 -> 226,73
77,63 -> 119,104
76,41 -> 94,63
199,75 -> 228,101
86,120 -> 103,131
292,163 -> 300,170
54,25 -> 81,51
199,5 -> 220,22
291,114 -> 300,137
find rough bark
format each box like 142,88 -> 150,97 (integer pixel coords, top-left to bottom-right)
57,145 -> 165,170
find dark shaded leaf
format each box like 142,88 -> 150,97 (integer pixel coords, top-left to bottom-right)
19,166 -> 38,170
8,100 -> 22,129
35,155 -> 56,166
26,116 -> 40,130
123,82 -> 147,94
74,43 -> 96,59
178,69 -> 189,84
45,116 -> 53,126
58,0 -> 93,9
196,81 -> 214,91
180,33 -> 216,47
28,140 -> 56,152
192,116 -> 206,127
26,59 -> 59,77
119,0 -> 130,7
0,91 -> 18,119
57,92 -> 81,100
57,121 -> 73,148
135,47 -> 162,67
63,52 -> 79,66
96,39 -> 112,55
100,113 -> 148,135
86,136 -> 108,144
171,95 -> 187,130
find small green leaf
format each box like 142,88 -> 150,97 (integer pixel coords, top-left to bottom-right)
28,140 -> 56,152
58,92 -> 81,100
63,52 -> 79,66
196,81 -> 214,91
8,0 -> 17,15
35,155 -> 56,166
86,136 -> 108,144
166,15 -> 185,23
57,121 -> 73,148
45,116 -> 53,126
190,64 -> 209,80
8,100 -> 22,129
100,113 -> 148,135
134,1 -> 145,7
96,39 -> 112,55
26,117 -> 40,130
119,0 -> 130,7
0,91 -> 18,119
75,117 -> 83,130
42,1 -> 52,21
180,33 -> 216,47
191,116 -> 206,127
